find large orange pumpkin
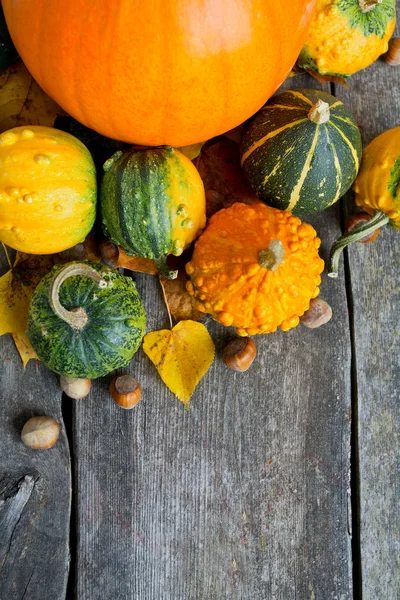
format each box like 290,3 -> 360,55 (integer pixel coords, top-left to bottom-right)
2,0 -> 316,146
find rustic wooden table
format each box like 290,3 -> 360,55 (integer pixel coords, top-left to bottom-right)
1,21 -> 399,600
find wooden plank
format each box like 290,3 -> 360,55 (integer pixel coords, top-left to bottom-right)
334,34 -> 400,599
0,252 -> 71,600
74,81 -> 353,598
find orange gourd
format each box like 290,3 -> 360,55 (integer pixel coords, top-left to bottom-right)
2,0 -> 315,147
186,203 -> 324,336
0,126 -> 96,254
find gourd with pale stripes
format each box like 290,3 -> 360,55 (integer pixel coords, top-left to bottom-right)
240,89 -> 362,216
100,146 -> 206,279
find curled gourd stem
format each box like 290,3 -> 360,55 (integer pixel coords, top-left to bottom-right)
328,210 -> 389,278
308,100 -> 330,125
259,239 -> 285,271
49,263 -> 107,330
358,0 -> 382,13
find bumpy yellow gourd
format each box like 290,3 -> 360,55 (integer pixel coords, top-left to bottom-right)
298,0 -> 396,77
328,126 -> 400,276
186,203 -> 324,336
354,127 -> 400,225
0,126 -> 96,254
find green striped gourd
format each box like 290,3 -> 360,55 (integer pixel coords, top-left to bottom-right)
100,146 -> 206,279
240,89 -> 362,216
27,261 -> 146,378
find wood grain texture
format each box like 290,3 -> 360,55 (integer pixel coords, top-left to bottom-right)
0,253 -> 71,600
74,152 -> 353,598
334,39 -> 400,599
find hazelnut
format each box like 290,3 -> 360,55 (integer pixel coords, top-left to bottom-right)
300,298 -> 332,329
60,376 -> 91,399
222,337 -> 257,372
383,37 -> 400,66
110,375 -> 141,409
21,416 -> 60,450
345,212 -> 380,244
99,239 -> 119,268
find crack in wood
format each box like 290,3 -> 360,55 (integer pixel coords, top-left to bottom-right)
20,567 -> 35,600
0,474 -> 37,573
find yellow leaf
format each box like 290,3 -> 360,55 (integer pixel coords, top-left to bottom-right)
12,332 -> 38,367
0,61 -> 64,133
0,269 -> 31,335
143,320 -> 215,407
0,251 -> 56,366
177,142 -> 205,161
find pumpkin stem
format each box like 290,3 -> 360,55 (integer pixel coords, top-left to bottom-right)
308,100 -> 330,125
259,240 -> 285,271
155,256 -> 178,280
328,210 -> 389,278
49,263 -> 107,330
358,0 -> 382,13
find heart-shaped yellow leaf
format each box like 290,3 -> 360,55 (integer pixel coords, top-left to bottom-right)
143,320 -> 215,407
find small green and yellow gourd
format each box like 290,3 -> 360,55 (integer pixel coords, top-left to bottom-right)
298,0 -> 396,77
100,146 -> 206,279
329,126 -> 400,276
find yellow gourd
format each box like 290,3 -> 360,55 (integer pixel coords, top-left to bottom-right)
329,126 -> 400,276
186,203 -> 324,336
0,126 -> 96,254
298,0 -> 396,77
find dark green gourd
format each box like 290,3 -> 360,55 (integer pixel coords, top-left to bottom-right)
27,261 -> 146,378
100,146 -> 206,279
240,89 -> 362,215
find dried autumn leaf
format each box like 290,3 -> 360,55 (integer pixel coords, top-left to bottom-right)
143,320 -> 215,407
159,272 -> 202,322
117,248 -> 158,274
194,138 -> 258,216
0,61 -> 64,133
99,239 -> 158,274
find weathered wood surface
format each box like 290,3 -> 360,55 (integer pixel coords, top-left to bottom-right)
0,255 -> 71,599
1,31 -> 400,600
74,78 -> 353,600
335,36 -> 400,600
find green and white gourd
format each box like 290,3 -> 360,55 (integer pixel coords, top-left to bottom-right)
100,146 -> 206,279
240,89 -> 362,215
27,261 -> 146,379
